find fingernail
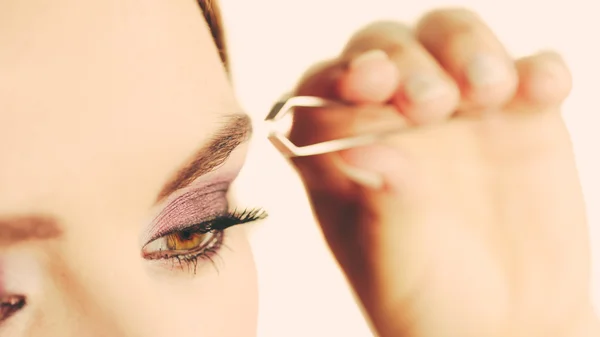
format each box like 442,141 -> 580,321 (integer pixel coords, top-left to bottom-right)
349,49 -> 389,70
404,73 -> 450,103
334,145 -> 404,190
465,54 -> 514,87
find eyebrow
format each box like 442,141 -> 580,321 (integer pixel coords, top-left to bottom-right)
0,215 -> 62,245
0,114 -> 252,246
156,113 -> 252,201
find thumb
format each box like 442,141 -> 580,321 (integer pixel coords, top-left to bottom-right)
289,47 -> 401,193
286,28 -> 429,337
288,51 -> 408,265
289,50 -> 406,203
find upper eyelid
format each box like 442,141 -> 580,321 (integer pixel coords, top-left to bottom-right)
142,182 -> 231,245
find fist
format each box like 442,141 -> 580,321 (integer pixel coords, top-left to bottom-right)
289,8 -> 598,337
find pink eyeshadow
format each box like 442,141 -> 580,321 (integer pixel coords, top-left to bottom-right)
144,181 -> 230,242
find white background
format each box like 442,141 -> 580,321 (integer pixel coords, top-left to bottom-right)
220,0 -> 600,336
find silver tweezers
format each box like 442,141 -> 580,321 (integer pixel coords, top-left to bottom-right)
265,93 -> 404,158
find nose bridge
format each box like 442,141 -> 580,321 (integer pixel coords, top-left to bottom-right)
0,108 -> 130,219
0,104 -> 85,213
0,127 -> 148,337
0,153 -> 80,218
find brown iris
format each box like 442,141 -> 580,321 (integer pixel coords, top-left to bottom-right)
165,230 -> 211,251
142,229 -> 217,260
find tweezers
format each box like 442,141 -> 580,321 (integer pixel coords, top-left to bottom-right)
265,93 -> 404,158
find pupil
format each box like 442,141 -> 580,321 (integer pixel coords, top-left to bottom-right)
178,231 -> 194,241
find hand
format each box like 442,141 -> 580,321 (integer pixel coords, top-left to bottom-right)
289,8 -> 599,337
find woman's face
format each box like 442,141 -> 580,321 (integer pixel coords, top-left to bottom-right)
0,0 -> 258,336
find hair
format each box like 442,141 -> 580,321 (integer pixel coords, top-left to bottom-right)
197,0 -> 229,71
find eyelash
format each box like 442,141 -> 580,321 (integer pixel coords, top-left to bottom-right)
143,208 -> 267,274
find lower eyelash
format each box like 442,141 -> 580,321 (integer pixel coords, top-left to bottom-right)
169,231 -> 225,275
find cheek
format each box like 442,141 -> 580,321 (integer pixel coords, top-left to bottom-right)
212,227 -> 259,336
34,224 -> 258,337
151,226 -> 259,337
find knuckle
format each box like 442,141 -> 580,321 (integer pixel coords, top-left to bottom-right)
441,26 -> 483,57
417,13 -> 490,60
417,7 -> 486,46
540,50 -> 568,68
344,20 -> 413,55
419,7 -> 481,27
358,20 -> 412,37
537,51 -> 572,86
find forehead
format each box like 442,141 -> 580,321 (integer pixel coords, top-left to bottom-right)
0,1 -> 238,214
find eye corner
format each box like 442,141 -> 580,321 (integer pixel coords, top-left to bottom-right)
0,294 -> 27,325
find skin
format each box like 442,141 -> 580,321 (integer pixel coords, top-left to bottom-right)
292,10 -> 600,337
0,0 -> 257,336
1,1 -> 598,337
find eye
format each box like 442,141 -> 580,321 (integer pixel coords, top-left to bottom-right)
141,208 -> 268,274
0,294 -> 26,324
142,229 -> 221,260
